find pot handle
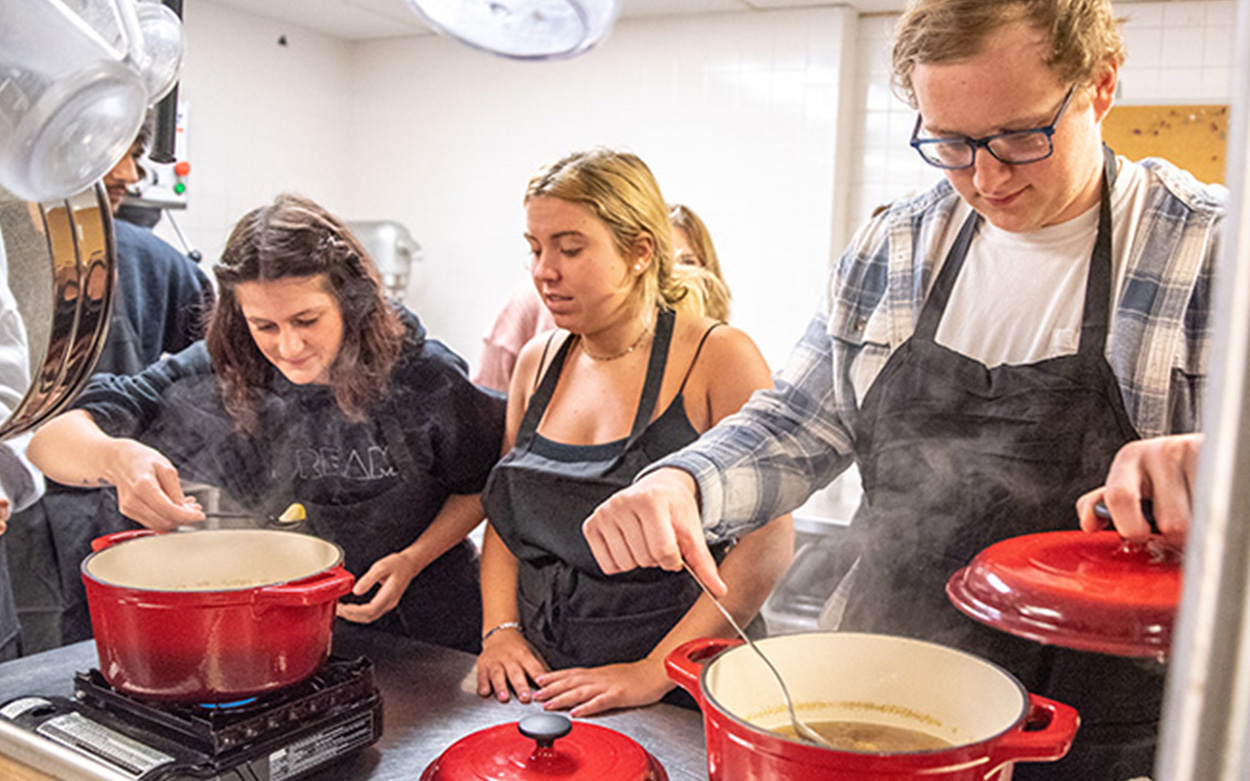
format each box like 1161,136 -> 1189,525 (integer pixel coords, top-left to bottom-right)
90,529 -> 160,552
665,637 -> 742,705
256,566 -> 356,606
985,693 -> 1081,771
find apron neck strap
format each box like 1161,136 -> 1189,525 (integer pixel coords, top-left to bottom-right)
623,307 -> 674,448
513,330 -> 579,451
513,307 -> 673,453
1076,145 -> 1118,350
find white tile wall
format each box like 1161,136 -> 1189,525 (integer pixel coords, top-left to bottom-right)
168,1 -> 1237,361
1118,0 -> 1238,102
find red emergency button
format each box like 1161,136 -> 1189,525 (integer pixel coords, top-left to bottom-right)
174,161 -> 191,176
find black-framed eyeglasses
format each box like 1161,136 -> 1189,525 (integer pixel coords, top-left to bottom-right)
909,86 -> 1076,170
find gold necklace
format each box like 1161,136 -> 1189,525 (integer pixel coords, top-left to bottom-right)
581,325 -> 652,362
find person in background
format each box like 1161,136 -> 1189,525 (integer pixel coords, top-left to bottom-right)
475,149 -> 793,717
474,202 -> 733,392
670,263 -> 731,323
0,241 -> 46,661
99,111 -> 214,373
582,0 -> 1223,776
669,204 -> 731,322
28,193 -> 505,654
8,113 -> 216,653
473,285 -> 555,394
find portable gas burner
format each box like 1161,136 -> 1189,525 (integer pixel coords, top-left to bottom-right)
0,656 -> 382,781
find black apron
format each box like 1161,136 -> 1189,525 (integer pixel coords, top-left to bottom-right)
843,147 -> 1164,779
0,536 -> 20,660
302,413 -> 482,655
7,487 -> 134,652
484,308 -> 730,672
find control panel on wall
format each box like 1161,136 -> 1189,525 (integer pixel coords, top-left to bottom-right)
126,102 -> 190,212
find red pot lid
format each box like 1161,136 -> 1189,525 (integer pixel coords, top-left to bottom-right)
946,531 -> 1182,658
420,714 -> 668,781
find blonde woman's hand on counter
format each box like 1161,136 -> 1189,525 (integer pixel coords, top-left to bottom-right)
476,624 -> 548,705
533,658 -> 672,718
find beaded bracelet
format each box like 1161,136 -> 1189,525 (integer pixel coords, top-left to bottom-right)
482,621 -> 522,642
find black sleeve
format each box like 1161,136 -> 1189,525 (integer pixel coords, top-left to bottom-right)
407,339 -> 506,495
73,341 -> 215,439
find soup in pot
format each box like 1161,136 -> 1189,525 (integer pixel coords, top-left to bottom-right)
773,721 -> 952,753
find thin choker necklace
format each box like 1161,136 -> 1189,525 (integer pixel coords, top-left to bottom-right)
581,325 -> 652,362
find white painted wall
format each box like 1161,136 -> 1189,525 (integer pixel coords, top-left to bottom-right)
171,1 -> 1237,362
168,2 -> 356,265
347,8 -> 860,369
171,5 -> 858,369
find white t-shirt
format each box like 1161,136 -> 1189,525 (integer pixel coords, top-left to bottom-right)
932,157 -> 1150,367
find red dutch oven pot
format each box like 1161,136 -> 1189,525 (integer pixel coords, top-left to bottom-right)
666,633 -> 1079,780
82,528 -> 355,702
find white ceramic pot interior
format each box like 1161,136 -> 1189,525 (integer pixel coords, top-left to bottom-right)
701,633 -> 1028,749
84,530 -> 343,591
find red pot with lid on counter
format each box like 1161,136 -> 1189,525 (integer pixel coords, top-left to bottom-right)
420,713 -> 667,780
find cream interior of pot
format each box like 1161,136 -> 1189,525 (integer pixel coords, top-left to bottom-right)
85,530 -> 344,591
702,632 -> 1029,749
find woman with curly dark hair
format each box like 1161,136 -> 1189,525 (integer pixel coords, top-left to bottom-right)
29,193 -> 505,652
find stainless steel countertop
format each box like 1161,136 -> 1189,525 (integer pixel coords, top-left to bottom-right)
0,624 -> 711,779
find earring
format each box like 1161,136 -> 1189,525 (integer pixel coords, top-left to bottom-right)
635,264 -> 643,271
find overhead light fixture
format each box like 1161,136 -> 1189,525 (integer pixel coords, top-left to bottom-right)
404,0 -> 622,61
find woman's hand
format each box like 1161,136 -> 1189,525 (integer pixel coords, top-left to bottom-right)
0,495 -> 9,535
476,629 -> 548,704
1077,433 -> 1202,545
105,439 -> 202,530
533,659 -> 673,717
336,551 -> 422,624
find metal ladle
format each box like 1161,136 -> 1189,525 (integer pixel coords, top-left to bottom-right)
200,502 -> 307,527
682,562 -> 835,750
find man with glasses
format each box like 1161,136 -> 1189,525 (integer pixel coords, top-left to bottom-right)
582,0 -> 1225,777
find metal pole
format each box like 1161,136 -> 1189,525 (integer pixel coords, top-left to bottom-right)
1154,0 -> 1250,778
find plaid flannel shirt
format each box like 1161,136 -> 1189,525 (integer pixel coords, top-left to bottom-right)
658,156 -> 1226,539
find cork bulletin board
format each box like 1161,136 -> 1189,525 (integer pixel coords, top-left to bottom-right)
1102,105 -> 1229,184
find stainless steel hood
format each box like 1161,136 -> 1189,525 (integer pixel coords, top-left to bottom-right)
1155,0 -> 1250,778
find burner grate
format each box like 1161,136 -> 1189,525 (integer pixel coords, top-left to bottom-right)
72,657 -> 379,757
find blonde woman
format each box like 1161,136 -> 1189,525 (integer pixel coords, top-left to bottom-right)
476,150 -> 792,716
